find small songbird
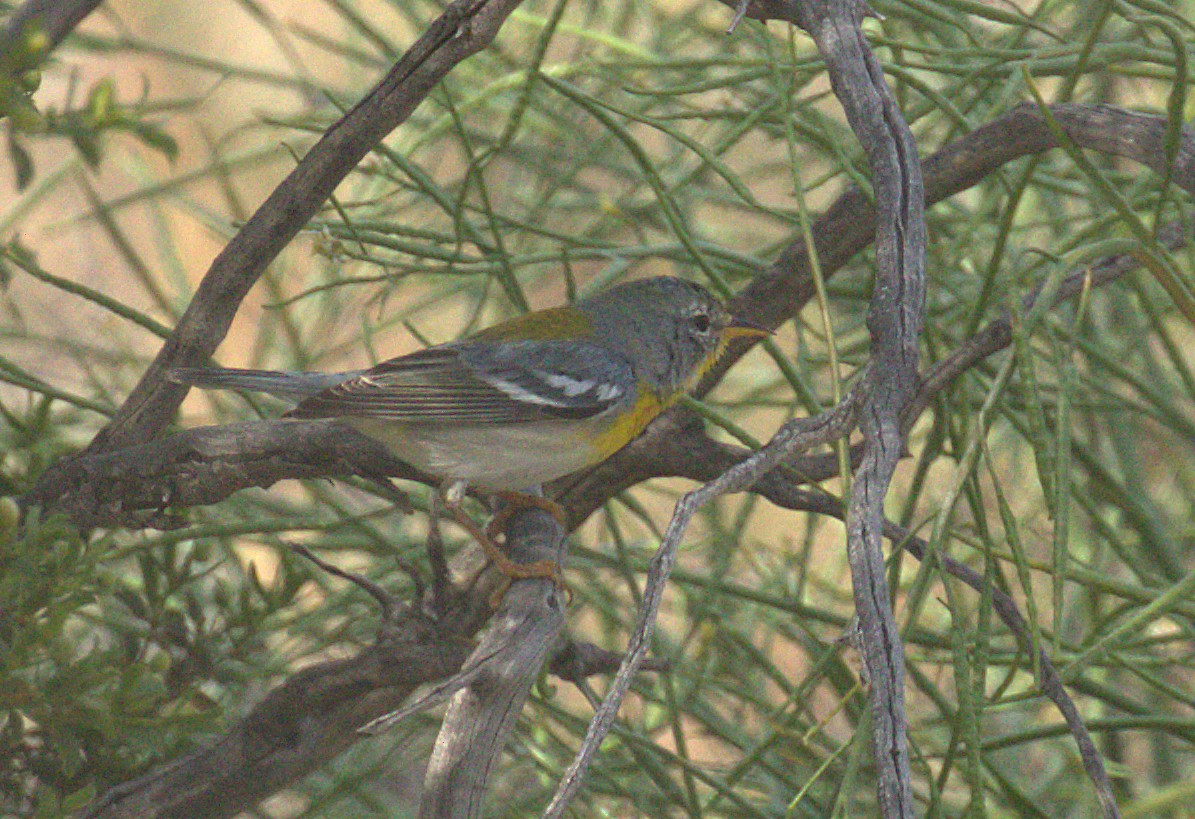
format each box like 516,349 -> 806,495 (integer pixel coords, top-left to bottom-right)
172,276 -> 768,582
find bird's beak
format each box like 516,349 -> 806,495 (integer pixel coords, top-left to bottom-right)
723,315 -> 772,340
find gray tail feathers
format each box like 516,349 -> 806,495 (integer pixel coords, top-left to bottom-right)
169,367 -> 361,403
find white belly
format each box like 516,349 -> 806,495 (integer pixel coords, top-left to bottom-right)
347,417 -> 606,490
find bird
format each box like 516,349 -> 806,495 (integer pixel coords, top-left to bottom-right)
172,276 -> 768,587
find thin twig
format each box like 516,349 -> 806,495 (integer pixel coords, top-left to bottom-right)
288,541 -> 399,622
542,395 -> 860,817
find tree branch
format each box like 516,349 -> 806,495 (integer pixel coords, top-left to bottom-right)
413,509 -> 568,819
82,606 -> 478,819
795,3 -> 925,813
559,102 -> 1195,524
78,0 -> 531,456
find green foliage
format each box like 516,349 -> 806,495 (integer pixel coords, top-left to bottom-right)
3,0 -> 1195,816
0,406 -> 316,812
1,23 -> 176,190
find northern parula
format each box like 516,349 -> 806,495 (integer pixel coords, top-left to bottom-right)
173,276 -> 767,494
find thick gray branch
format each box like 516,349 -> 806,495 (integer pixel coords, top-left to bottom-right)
416,510 -> 568,818
23,420 -> 420,529
809,2 -> 924,811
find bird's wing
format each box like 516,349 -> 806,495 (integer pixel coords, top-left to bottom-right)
289,340 -> 632,423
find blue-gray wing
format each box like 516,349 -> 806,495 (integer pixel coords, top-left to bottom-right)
289,340 -> 632,423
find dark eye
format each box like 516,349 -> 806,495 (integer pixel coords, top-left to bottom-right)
690,312 -> 712,333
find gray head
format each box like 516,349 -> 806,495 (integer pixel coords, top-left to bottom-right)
578,276 -> 766,394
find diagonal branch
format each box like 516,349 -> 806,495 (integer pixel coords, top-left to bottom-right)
560,102 -> 1195,525
541,394 -> 862,817
414,509 -> 569,819
80,0 -> 532,456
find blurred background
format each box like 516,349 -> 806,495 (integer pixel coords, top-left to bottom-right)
3,0 -> 1195,816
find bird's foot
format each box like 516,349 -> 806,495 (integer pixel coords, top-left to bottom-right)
441,487 -> 568,607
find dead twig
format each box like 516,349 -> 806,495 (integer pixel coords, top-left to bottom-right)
542,395 -> 861,817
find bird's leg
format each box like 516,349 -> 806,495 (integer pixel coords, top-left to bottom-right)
485,491 -> 569,542
440,482 -> 565,603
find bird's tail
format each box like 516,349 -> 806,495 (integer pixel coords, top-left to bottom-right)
169,367 -> 360,402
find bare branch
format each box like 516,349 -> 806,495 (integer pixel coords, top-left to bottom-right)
542,395 -> 861,817
23,419 -> 421,530
415,509 -> 568,819
78,0 -> 532,456
795,3 -> 925,813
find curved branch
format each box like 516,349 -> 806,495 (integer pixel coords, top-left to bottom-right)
798,3 -> 925,814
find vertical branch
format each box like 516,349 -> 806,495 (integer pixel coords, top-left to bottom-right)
797,3 -> 924,814
417,511 -> 569,818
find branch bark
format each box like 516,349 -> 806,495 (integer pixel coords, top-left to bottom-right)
414,510 -> 568,818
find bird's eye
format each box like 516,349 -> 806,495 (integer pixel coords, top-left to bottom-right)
690,312 -> 712,333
